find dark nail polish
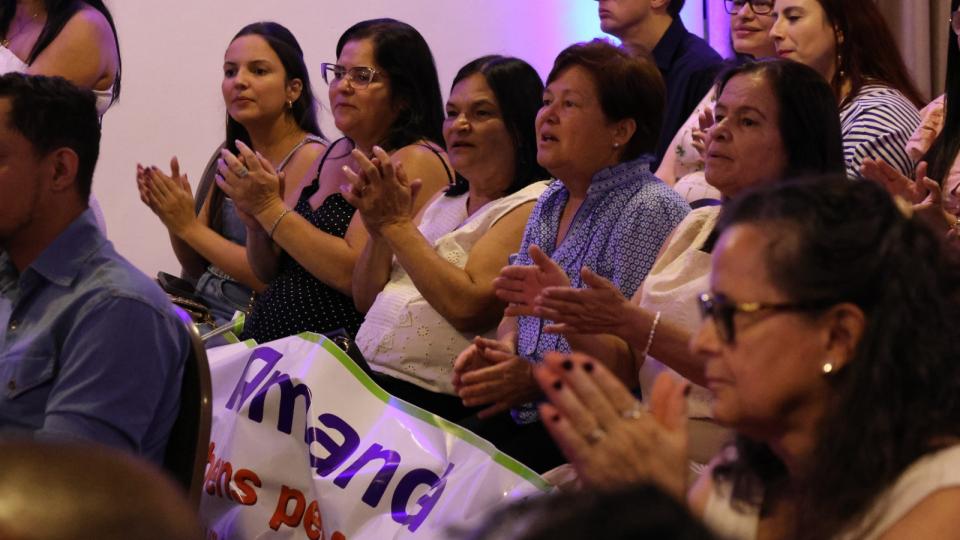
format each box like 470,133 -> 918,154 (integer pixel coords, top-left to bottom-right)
583,362 -> 594,373
551,414 -> 561,423
562,359 -> 574,371
552,380 -> 562,391
683,385 -> 692,397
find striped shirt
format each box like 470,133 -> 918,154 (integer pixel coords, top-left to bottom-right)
840,84 -> 920,180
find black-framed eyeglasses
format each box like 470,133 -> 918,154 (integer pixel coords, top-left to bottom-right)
724,0 -> 774,15
697,292 -> 835,344
320,63 -> 381,88
951,10 -> 960,36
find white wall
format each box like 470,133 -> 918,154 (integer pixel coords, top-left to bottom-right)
97,1 -> 699,276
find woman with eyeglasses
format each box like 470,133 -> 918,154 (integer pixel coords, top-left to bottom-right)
657,0 -> 777,202
496,59 -> 845,470
768,0 -> 923,180
862,0 -> 960,241
217,18 -> 451,343
535,176 -> 960,539
137,22 -> 325,326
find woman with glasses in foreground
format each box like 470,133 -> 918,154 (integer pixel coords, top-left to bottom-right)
535,176 -> 960,539
218,18 -> 452,343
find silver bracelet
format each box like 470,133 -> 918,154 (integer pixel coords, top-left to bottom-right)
640,310 -> 662,359
268,208 -> 291,239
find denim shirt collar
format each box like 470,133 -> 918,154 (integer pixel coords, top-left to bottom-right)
25,209 -> 105,288
652,16 -> 688,73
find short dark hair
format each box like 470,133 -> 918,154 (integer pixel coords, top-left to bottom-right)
0,73 -> 100,201
546,39 -> 665,161
715,176 -> 960,540
667,0 -> 686,17
446,55 -> 548,197
336,18 -> 445,151
457,484 -> 716,540
715,59 -> 845,179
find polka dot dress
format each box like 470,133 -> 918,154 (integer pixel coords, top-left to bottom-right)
241,175 -> 364,343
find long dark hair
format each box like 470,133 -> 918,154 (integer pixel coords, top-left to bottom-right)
814,0 -> 924,108
923,0 -> 960,184
713,176 -> 960,539
336,18 -> 444,151
445,55 -> 548,197
714,59 -> 846,179
210,21 -> 323,231
0,0 -> 121,103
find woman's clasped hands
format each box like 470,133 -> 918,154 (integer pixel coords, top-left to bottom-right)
339,145 -> 422,235
536,352 -> 690,498
136,156 -> 197,236
215,139 -> 286,229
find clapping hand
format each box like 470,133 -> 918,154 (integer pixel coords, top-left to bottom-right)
339,146 -> 422,235
536,352 -> 689,498
494,245 -> 570,318
136,157 -> 197,236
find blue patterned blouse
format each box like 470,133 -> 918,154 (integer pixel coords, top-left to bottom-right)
512,156 -> 690,364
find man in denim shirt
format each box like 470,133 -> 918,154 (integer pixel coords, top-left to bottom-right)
0,74 -> 189,463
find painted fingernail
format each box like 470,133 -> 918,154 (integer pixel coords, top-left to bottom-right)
373,145 -> 383,153
562,359 -> 573,371
551,414 -> 561,423
342,165 -> 352,174
552,380 -> 562,391
683,385 -> 692,397
583,362 -> 594,373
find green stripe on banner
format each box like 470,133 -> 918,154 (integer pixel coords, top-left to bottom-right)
284,332 -> 554,492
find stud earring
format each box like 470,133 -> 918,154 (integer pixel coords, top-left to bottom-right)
822,362 -> 834,374
613,142 -> 621,149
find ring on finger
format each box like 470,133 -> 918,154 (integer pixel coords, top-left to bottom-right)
621,401 -> 647,420
585,427 -> 606,445
235,166 -> 249,178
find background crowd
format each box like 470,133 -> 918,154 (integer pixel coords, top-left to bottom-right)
1,0 -> 959,539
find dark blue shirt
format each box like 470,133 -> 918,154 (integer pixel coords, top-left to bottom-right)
0,209 -> 189,463
652,17 -> 723,167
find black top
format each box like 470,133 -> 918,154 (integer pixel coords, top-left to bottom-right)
651,17 -> 723,168
241,140 -> 365,343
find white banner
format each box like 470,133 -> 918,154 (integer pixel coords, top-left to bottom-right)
200,333 -> 549,540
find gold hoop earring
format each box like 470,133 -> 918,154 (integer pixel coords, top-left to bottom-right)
286,99 -> 293,110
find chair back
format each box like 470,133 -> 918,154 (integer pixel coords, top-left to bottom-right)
164,307 -> 213,510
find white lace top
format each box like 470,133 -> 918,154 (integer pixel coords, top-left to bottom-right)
357,181 -> 548,395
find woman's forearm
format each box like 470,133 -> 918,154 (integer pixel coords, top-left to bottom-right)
352,235 -> 395,312
177,223 -> 266,292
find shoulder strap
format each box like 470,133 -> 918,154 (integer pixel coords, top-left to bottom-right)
277,134 -> 328,171
417,142 -> 454,184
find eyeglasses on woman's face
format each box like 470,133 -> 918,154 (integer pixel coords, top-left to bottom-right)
697,292 -> 835,344
724,0 -> 775,15
320,63 -> 381,89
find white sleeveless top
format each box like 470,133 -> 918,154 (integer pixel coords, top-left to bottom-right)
0,44 -> 115,117
637,205 -> 719,420
703,444 -> 960,540
357,181 -> 548,395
